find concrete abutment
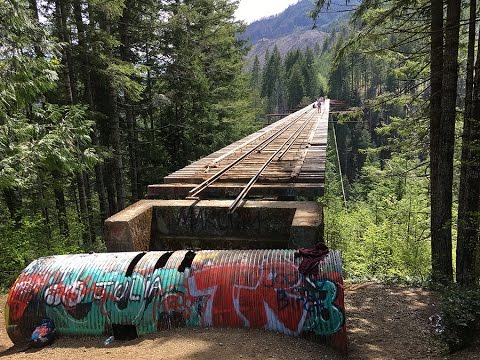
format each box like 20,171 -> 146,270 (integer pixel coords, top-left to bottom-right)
104,199 -> 324,252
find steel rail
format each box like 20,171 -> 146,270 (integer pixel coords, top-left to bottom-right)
204,109 -> 310,171
256,130 -> 287,153
228,112 -> 317,213
257,107 -> 316,153
276,112 -> 315,161
228,149 -> 281,213
187,110 -> 311,199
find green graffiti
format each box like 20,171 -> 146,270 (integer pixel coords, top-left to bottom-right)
302,279 -> 344,336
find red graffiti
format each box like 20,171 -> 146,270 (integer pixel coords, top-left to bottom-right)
7,272 -> 52,321
162,292 -> 192,319
188,261 -> 306,333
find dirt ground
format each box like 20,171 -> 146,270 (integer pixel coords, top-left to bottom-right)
1,283 -> 479,360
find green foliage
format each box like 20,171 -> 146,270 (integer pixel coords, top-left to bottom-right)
0,104 -> 97,190
439,286 -> 480,352
262,45 -> 284,113
257,46 -> 320,115
287,63 -> 305,109
0,209 -> 83,288
154,0 -> 255,169
318,0 -> 435,284
324,124 -> 431,281
89,0 -> 125,19
104,62 -> 145,102
0,0 -> 59,116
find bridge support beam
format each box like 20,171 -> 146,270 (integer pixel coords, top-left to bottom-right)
105,200 -> 323,252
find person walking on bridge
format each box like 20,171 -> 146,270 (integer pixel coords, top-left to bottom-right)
317,96 -> 324,113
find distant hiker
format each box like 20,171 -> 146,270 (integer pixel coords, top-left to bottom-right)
316,96 -> 324,113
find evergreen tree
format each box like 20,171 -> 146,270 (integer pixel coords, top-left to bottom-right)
158,0 -> 254,167
456,0 -> 480,287
262,45 -> 284,113
0,0 -> 256,283
287,62 -> 305,109
303,47 -> 318,99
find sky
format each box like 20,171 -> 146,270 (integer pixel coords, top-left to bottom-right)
234,0 -> 299,24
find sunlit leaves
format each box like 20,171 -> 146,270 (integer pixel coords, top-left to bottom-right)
89,0 -> 125,20
104,63 -> 145,102
0,1 -> 61,117
0,105 -> 97,190
324,151 -> 431,280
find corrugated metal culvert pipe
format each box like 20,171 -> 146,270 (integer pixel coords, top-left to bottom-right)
5,250 -> 346,353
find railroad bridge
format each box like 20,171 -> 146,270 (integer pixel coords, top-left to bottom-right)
5,99 -> 349,353
105,100 -> 330,252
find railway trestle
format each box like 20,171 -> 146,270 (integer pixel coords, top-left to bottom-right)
105,100 -> 329,252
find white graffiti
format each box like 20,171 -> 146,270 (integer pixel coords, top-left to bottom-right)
44,281 -> 87,308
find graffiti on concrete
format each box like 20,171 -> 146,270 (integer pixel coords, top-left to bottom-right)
155,207 -> 292,239
6,251 -> 345,346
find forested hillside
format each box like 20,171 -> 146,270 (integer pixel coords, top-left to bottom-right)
241,0 -> 357,43
242,0 -> 355,66
246,0 -> 480,352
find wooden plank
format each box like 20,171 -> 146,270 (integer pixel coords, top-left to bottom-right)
147,182 -> 324,199
165,102 -> 329,188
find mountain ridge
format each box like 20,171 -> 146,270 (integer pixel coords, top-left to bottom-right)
241,0 -> 356,44
242,0 -> 356,66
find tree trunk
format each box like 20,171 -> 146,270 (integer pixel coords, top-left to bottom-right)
28,0 -> 39,22
119,1 -> 139,202
52,174 -> 69,238
126,105 -> 139,202
463,0 -> 476,124
73,1 -> 110,223
84,173 -> 97,243
71,180 -> 80,221
28,0 -> 44,57
73,0 -> 94,105
99,16 -> 125,211
3,189 -> 22,227
53,187 -> 69,237
431,0 -> 460,283
92,129 -> 110,222
147,46 -> 154,143
119,0 -> 133,62
95,162 -> 110,222
59,0 -> 77,102
55,0 -> 75,104
429,0 -> 448,282
57,0 -> 89,243
110,86 -> 126,210
457,1 -> 480,287
77,173 -> 91,245
38,182 -> 52,241
105,159 -> 118,215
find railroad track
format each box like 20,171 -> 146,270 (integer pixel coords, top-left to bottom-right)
182,102 -> 328,213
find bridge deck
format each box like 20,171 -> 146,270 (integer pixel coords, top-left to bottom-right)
148,100 -> 329,200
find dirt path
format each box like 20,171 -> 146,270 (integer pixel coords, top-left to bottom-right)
1,283 -> 478,359
345,283 -> 439,359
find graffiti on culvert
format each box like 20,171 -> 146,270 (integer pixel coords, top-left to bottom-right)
6,251 -> 344,341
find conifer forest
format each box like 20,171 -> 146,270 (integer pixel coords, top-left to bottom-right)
1,0 -> 480,353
